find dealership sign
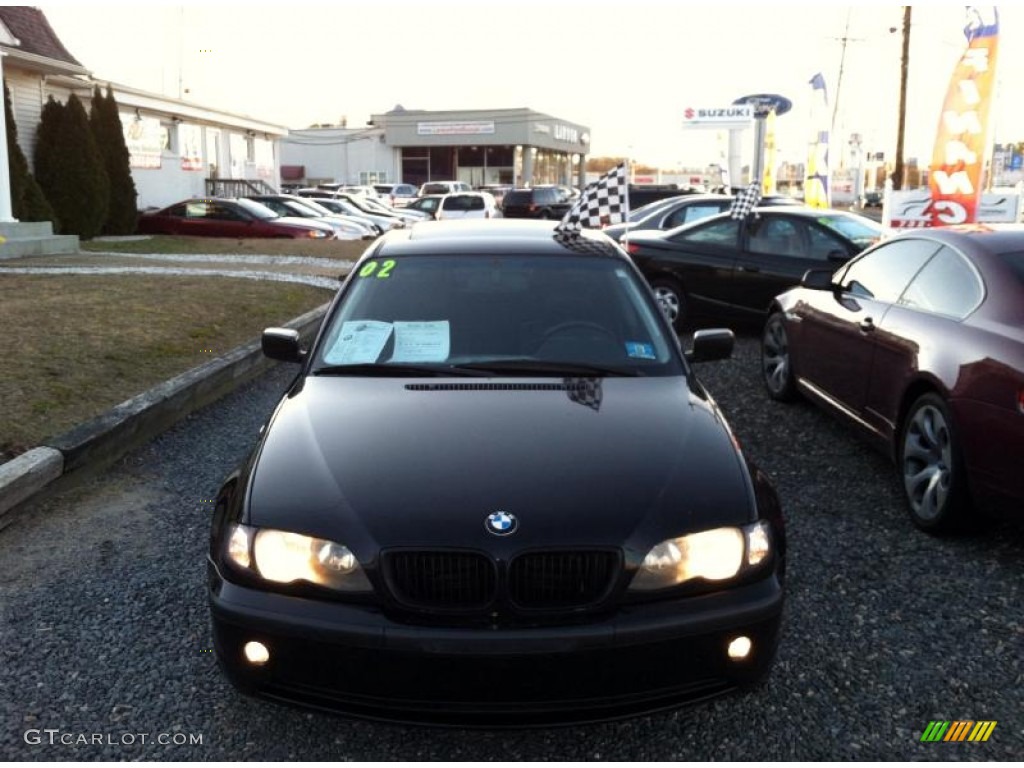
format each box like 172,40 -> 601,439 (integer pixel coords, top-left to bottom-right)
122,114 -> 163,169
681,105 -> 753,130
887,190 -> 1021,228
417,121 -> 495,136
733,93 -> 793,118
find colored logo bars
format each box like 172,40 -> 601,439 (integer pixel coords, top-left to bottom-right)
920,720 -> 997,743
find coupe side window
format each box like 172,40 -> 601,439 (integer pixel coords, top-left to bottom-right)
670,218 -> 739,247
839,239 -> 941,303
898,246 -> 984,318
748,218 -> 805,258
664,204 -> 726,229
806,224 -> 852,261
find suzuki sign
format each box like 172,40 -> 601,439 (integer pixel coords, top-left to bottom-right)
682,105 -> 754,130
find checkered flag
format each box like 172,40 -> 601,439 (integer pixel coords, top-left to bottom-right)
555,162 -> 629,235
729,182 -> 763,220
564,377 -> 603,411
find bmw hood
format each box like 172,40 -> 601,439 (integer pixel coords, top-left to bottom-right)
246,376 -> 757,557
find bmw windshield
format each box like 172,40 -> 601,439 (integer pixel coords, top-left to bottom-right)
315,254 -> 683,377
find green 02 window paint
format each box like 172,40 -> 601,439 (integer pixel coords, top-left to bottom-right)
359,260 -> 396,278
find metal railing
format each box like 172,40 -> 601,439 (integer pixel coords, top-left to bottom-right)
204,178 -> 278,198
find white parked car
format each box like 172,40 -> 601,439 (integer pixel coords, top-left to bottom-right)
336,185 -> 380,198
373,183 -> 419,207
432,192 -> 501,220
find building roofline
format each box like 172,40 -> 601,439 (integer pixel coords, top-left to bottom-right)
371,107 -> 554,122
0,46 -> 91,78
47,74 -> 291,136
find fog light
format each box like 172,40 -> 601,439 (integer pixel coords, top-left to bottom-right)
243,641 -> 270,666
727,636 -> 752,660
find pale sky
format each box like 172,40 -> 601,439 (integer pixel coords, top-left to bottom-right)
35,2 -> 1024,170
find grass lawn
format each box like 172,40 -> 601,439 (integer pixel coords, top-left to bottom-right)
80,235 -> 370,260
1,273 -> 334,464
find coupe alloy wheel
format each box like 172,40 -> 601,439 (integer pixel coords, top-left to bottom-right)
900,394 -> 967,532
651,280 -> 684,331
761,313 -> 796,401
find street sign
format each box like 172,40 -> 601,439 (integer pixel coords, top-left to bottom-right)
733,93 -> 793,118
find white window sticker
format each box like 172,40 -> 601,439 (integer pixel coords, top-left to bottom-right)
390,321 -> 450,362
324,320 -> 393,364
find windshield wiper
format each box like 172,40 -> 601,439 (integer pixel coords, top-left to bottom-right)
455,359 -> 642,377
313,363 -> 489,377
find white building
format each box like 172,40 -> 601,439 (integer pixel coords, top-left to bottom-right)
281,106 -> 591,189
0,6 -> 287,214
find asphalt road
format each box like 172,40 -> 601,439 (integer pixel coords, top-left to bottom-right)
1,333 -> 1021,761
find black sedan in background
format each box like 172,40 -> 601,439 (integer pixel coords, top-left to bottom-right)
501,186 -> 577,219
626,208 -> 885,330
603,194 -> 803,244
208,220 -> 785,725
762,225 -> 1024,533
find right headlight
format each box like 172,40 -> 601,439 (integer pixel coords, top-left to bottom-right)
225,524 -> 371,593
629,521 -> 773,591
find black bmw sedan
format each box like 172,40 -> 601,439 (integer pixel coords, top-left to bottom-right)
208,220 -> 786,725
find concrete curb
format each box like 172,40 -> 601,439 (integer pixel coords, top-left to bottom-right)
0,303 -> 330,530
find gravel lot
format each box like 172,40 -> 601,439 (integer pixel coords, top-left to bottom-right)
1,332 -> 1021,761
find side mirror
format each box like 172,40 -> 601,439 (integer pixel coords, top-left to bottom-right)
801,268 -> 836,290
826,249 -> 850,263
686,328 -> 734,363
262,328 -> 305,363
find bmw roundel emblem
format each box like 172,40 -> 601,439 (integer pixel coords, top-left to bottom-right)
486,511 -> 518,536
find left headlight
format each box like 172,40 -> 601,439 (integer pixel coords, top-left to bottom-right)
305,229 -> 329,239
629,521 -> 773,591
226,524 -> 371,592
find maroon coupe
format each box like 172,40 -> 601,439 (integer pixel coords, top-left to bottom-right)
137,197 -> 335,239
761,225 -> 1024,533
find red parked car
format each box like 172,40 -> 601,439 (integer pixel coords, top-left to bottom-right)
762,225 -> 1024,533
136,198 -> 335,239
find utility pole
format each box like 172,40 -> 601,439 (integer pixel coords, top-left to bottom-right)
831,9 -> 863,136
892,6 -> 911,190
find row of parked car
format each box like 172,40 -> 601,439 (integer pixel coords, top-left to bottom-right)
135,183 -> 583,238
135,191 -> 433,241
146,181 -> 724,239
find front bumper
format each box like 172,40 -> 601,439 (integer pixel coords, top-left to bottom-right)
208,560 -> 784,726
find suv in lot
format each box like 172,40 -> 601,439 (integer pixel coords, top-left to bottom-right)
418,180 -> 472,196
859,190 -> 883,208
374,183 -> 419,207
404,193 -> 500,220
501,186 -> 576,219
